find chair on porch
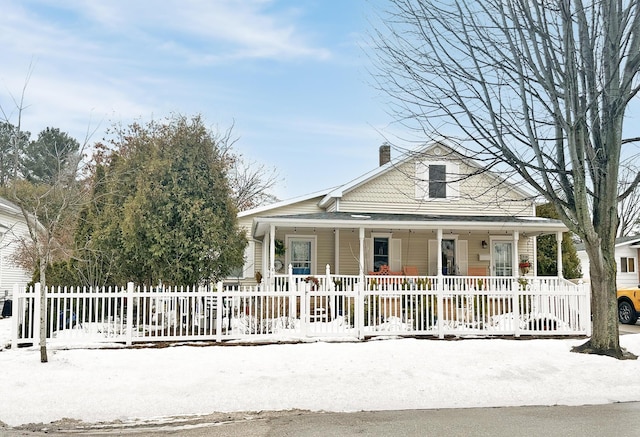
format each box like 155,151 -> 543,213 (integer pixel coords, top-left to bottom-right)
402,266 -> 419,276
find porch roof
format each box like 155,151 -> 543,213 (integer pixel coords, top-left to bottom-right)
252,211 -> 568,238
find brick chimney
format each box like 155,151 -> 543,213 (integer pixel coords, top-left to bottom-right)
379,143 -> 391,166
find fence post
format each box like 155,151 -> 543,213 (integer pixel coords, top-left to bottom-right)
325,264 -> 334,320
580,280 -> 591,336
126,282 -> 134,346
436,279 -> 444,339
216,282 -> 223,342
288,263 -> 296,318
513,280 -> 520,337
356,282 -> 364,340
11,284 -> 19,349
33,282 -> 41,347
300,278 -> 308,337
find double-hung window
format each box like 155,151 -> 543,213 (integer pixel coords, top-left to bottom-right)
621,257 -> 636,273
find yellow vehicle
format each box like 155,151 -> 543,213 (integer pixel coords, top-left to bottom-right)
618,285 -> 640,324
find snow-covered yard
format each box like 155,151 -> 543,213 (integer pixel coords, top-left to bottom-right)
1,316 -> 640,427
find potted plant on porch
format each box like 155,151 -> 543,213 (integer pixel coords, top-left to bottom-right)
519,256 -> 531,275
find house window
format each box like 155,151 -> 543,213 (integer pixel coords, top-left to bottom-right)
291,239 -> 312,275
429,164 -> 446,199
621,257 -> 636,273
442,239 -> 456,275
373,237 -> 389,271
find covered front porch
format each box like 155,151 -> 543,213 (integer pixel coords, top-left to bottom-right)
252,212 -> 570,291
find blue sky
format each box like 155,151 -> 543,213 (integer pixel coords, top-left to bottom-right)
1,0 -> 394,199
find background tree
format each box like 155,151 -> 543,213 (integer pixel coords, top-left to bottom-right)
0,122 -> 29,187
216,123 -> 279,211
373,0 -> 640,358
536,203 -> 582,279
1,74 -> 88,363
78,115 -> 246,286
21,127 -> 81,185
617,162 -> 640,237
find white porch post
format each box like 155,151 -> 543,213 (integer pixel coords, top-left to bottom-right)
436,228 -> 444,339
512,231 -> 519,277
358,227 -> 365,278
533,236 -> 538,277
261,236 -> 268,283
269,224 -> 276,273
436,228 -> 443,277
334,229 -> 340,275
556,231 -> 563,279
357,227 -> 365,340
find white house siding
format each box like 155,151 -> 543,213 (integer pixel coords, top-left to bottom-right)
577,239 -> 640,288
0,211 -> 32,300
337,159 -> 533,216
616,244 -> 639,288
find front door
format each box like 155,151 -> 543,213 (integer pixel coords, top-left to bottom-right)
290,239 -> 312,275
492,241 -> 513,276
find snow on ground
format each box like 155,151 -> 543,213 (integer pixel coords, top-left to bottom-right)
2,316 -> 640,427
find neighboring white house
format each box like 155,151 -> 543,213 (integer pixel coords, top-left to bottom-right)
0,197 -> 33,307
576,235 -> 640,288
235,141 -> 569,286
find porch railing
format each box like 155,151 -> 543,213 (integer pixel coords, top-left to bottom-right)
10,272 -> 590,349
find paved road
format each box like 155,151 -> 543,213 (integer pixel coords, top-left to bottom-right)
4,403 -> 639,437
619,320 -> 640,334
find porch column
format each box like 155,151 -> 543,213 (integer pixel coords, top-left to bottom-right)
334,229 -> 340,275
533,235 -> 538,277
436,228 -> 443,277
512,231 -> 519,277
262,234 -> 268,280
436,228 -> 444,339
556,231 -> 563,279
358,227 -> 365,277
269,224 -> 276,274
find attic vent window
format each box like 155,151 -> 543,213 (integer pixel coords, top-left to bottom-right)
415,160 -> 460,201
429,164 -> 446,199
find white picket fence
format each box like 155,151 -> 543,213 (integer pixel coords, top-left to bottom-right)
11,278 -> 591,348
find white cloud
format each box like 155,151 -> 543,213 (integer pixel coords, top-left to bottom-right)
41,0 -> 332,63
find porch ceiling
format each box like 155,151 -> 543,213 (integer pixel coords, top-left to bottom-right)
252,212 -> 568,238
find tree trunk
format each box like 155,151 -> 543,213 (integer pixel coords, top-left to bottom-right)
572,240 -> 635,359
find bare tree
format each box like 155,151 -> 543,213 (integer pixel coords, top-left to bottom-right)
1,71 -> 94,363
618,161 -> 640,237
216,122 -> 280,210
373,0 -> 640,358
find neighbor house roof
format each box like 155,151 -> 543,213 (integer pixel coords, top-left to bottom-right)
0,197 -> 22,217
575,235 -> 640,252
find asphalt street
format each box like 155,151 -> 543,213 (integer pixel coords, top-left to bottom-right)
4,403 -> 640,437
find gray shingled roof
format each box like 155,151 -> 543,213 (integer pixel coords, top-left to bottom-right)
252,211 -> 567,238
262,211 -> 560,224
